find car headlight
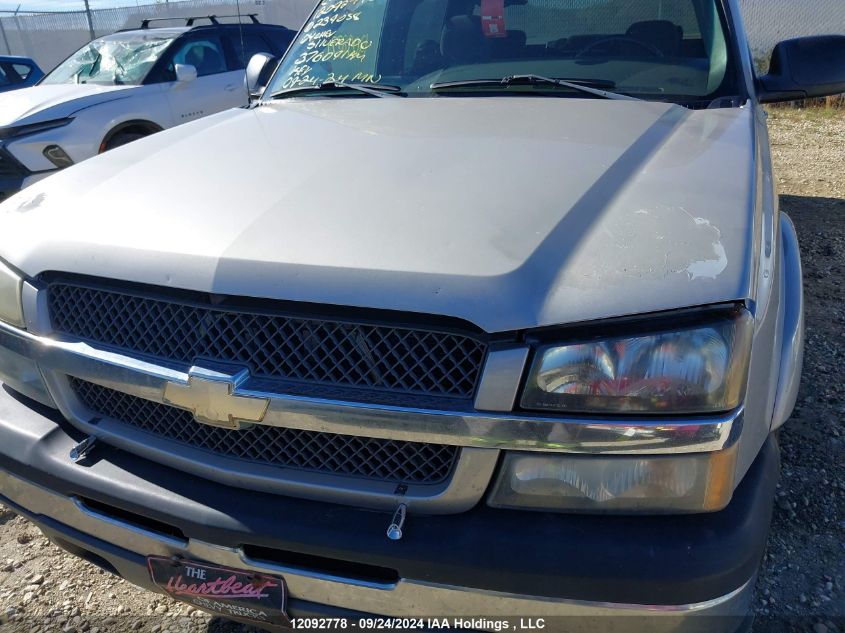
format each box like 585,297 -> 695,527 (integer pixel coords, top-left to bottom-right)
0,259 -> 53,405
520,307 -> 753,415
488,447 -> 738,514
0,259 -> 25,328
0,118 -> 73,141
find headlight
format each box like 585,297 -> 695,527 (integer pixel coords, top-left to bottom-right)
0,260 -> 53,405
0,259 -> 25,328
520,307 -> 752,415
488,447 -> 737,514
0,118 -> 73,141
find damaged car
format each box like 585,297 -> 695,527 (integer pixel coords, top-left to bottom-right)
0,15 -> 293,200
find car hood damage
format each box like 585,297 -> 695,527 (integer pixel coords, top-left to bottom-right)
0,97 -> 760,333
0,83 -> 135,127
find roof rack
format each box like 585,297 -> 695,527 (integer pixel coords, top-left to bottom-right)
140,14 -> 260,29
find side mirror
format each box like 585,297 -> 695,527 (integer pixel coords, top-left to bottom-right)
175,63 -> 198,84
758,35 -> 845,104
245,52 -> 278,100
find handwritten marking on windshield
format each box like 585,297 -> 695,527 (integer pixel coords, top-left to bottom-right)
277,0 -> 382,91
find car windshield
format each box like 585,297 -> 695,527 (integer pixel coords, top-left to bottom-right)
268,0 -> 739,103
42,32 -> 178,86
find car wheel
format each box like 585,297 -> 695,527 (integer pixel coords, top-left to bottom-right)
101,131 -> 148,153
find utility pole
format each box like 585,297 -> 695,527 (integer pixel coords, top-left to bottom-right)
83,0 -> 95,40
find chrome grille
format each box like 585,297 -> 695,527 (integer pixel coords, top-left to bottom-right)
70,378 -> 460,485
48,281 -> 488,406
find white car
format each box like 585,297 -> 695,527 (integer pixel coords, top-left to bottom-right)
0,16 -> 293,200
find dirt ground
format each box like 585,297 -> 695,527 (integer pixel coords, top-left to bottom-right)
751,108 -> 845,633
0,108 -> 843,633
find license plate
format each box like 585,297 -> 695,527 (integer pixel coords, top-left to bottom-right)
148,557 -> 290,627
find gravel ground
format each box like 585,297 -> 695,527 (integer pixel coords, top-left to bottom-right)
751,107 -> 845,633
0,108 -> 843,633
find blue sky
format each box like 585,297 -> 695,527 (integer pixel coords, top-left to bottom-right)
0,1 -> 152,11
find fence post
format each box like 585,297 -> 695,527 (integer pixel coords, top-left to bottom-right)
11,6 -> 27,59
0,18 -> 10,55
83,0 -> 95,40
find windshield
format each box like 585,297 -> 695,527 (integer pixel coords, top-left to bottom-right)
268,0 -> 739,103
42,32 -> 178,86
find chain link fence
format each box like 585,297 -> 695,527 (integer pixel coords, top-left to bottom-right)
741,0 -> 845,70
0,0 -> 843,74
0,0 -> 316,71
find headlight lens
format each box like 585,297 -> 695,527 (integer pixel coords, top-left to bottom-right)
0,118 -> 73,141
521,308 -> 752,415
0,260 -> 25,328
488,447 -> 737,514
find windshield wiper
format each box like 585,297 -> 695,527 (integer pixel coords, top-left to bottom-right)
267,82 -> 403,100
430,74 -> 640,101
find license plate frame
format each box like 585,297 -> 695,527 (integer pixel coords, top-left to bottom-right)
147,556 -> 291,627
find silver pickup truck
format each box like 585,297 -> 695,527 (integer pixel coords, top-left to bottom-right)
1,0 -> 844,631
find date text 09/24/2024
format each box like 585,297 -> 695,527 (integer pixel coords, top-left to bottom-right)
290,619 -> 546,631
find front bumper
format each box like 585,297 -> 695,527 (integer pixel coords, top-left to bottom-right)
0,383 -> 778,632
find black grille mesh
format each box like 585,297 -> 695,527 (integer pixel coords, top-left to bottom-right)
49,283 -> 486,404
70,378 -> 460,485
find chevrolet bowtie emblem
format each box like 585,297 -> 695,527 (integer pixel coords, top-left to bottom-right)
163,367 -> 269,430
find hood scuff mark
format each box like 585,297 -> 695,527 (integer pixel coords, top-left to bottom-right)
10,192 -> 46,214
680,207 -> 729,280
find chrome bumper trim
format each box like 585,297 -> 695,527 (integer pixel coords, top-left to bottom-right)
1,470 -> 753,630
0,320 -> 739,455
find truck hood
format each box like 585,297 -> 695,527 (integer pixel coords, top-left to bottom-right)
0,84 -> 134,126
0,98 -> 759,333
